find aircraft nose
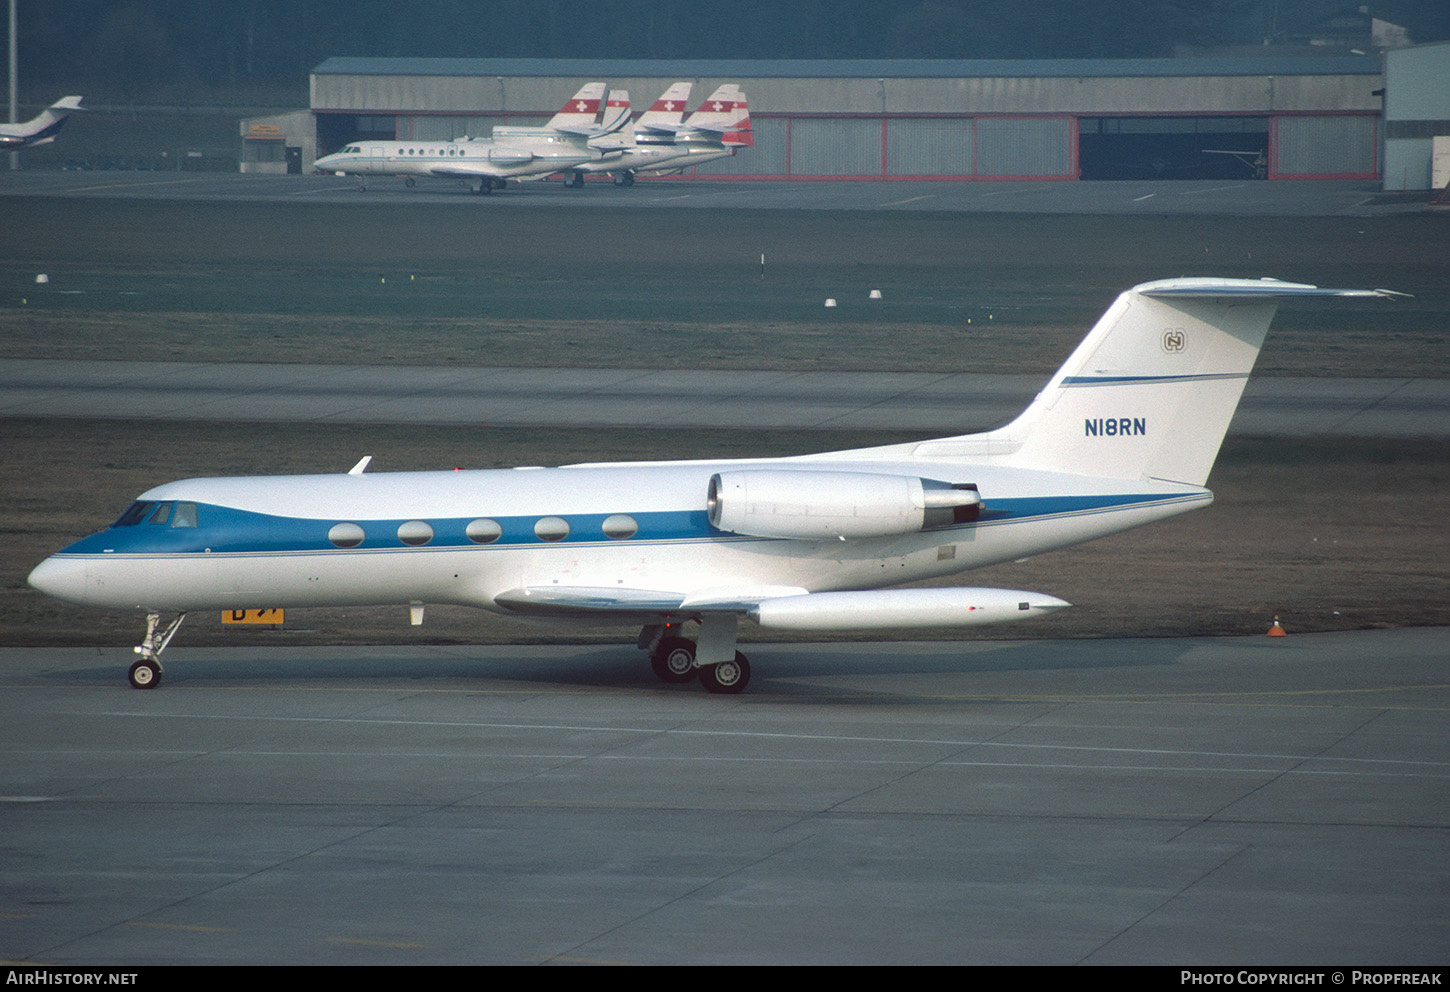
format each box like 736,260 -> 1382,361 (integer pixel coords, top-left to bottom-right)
27,556 -> 91,605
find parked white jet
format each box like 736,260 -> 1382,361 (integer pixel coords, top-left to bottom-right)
580,83 -> 751,185
28,278 -> 1395,693
311,83 -> 628,194
0,96 -> 84,149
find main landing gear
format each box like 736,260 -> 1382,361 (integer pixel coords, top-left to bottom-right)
474,178 -> 506,195
129,612 -> 186,689
641,619 -> 752,694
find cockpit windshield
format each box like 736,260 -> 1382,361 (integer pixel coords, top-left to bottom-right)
113,501 -> 155,526
111,501 -> 199,528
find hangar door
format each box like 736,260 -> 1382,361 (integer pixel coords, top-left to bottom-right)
1272,115 -> 1377,178
1079,116 -> 1269,180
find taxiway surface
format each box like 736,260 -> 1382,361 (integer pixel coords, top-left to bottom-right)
0,171 -> 1431,216
2,629 -> 1447,965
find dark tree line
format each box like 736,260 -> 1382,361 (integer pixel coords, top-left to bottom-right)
10,0 -> 1449,106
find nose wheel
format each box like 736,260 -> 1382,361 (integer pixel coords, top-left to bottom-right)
129,612 -> 186,689
128,658 -> 162,690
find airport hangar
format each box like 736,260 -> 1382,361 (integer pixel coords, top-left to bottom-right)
248,55 -> 1391,184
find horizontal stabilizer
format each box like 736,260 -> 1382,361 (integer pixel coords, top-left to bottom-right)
1136,278 -> 1405,301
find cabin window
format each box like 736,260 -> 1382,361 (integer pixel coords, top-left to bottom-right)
534,516 -> 570,542
466,518 -> 502,544
328,522 -> 366,549
602,514 -> 638,540
397,520 -> 434,546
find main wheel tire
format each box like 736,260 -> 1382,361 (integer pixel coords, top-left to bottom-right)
128,658 -> 161,690
650,636 -> 697,683
699,652 -> 750,695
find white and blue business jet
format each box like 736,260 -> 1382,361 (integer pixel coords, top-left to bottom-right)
28,278 -> 1395,693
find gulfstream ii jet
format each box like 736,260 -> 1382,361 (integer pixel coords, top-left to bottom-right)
28,278 -> 1395,693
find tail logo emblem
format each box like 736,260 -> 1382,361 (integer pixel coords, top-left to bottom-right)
1161,329 -> 1186,353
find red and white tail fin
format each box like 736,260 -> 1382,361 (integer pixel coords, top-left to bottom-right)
683,84 -> 744,131
680,85 -> 751,146
722,92 -> 752,147
545,82 -> 606,130
637,82 -> 692,130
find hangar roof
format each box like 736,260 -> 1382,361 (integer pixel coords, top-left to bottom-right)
312,56 -> 1382,80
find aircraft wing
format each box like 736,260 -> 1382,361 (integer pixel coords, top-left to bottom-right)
426,161 -> 510,180
493,585 -> 808,619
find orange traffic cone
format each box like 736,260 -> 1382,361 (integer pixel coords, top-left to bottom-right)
1267,616 -> 1287,637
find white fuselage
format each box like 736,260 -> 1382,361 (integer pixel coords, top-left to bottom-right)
313,136 -> 594,181
27,453 -> 1207,616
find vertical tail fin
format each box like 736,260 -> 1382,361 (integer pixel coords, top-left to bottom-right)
545,83 -> 606,130
683,84 -> 744,131
599,90 -> 631,134
979,278 -> 1397,486
636,82 -> 693,130
722,93 -> 752,147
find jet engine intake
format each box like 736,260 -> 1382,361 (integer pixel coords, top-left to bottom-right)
707,470 -> 980,540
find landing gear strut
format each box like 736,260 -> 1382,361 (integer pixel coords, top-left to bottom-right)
641,618 -> 751,694
130,612 -> 186,689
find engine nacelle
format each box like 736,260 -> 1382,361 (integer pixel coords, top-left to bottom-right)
488,146 -> 534,165
707,470 -> 980,540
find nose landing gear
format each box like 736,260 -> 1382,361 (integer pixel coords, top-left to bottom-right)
129,612 -> 186,689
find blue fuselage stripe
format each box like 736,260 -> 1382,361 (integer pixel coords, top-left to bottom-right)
53,492 -> 1201,558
